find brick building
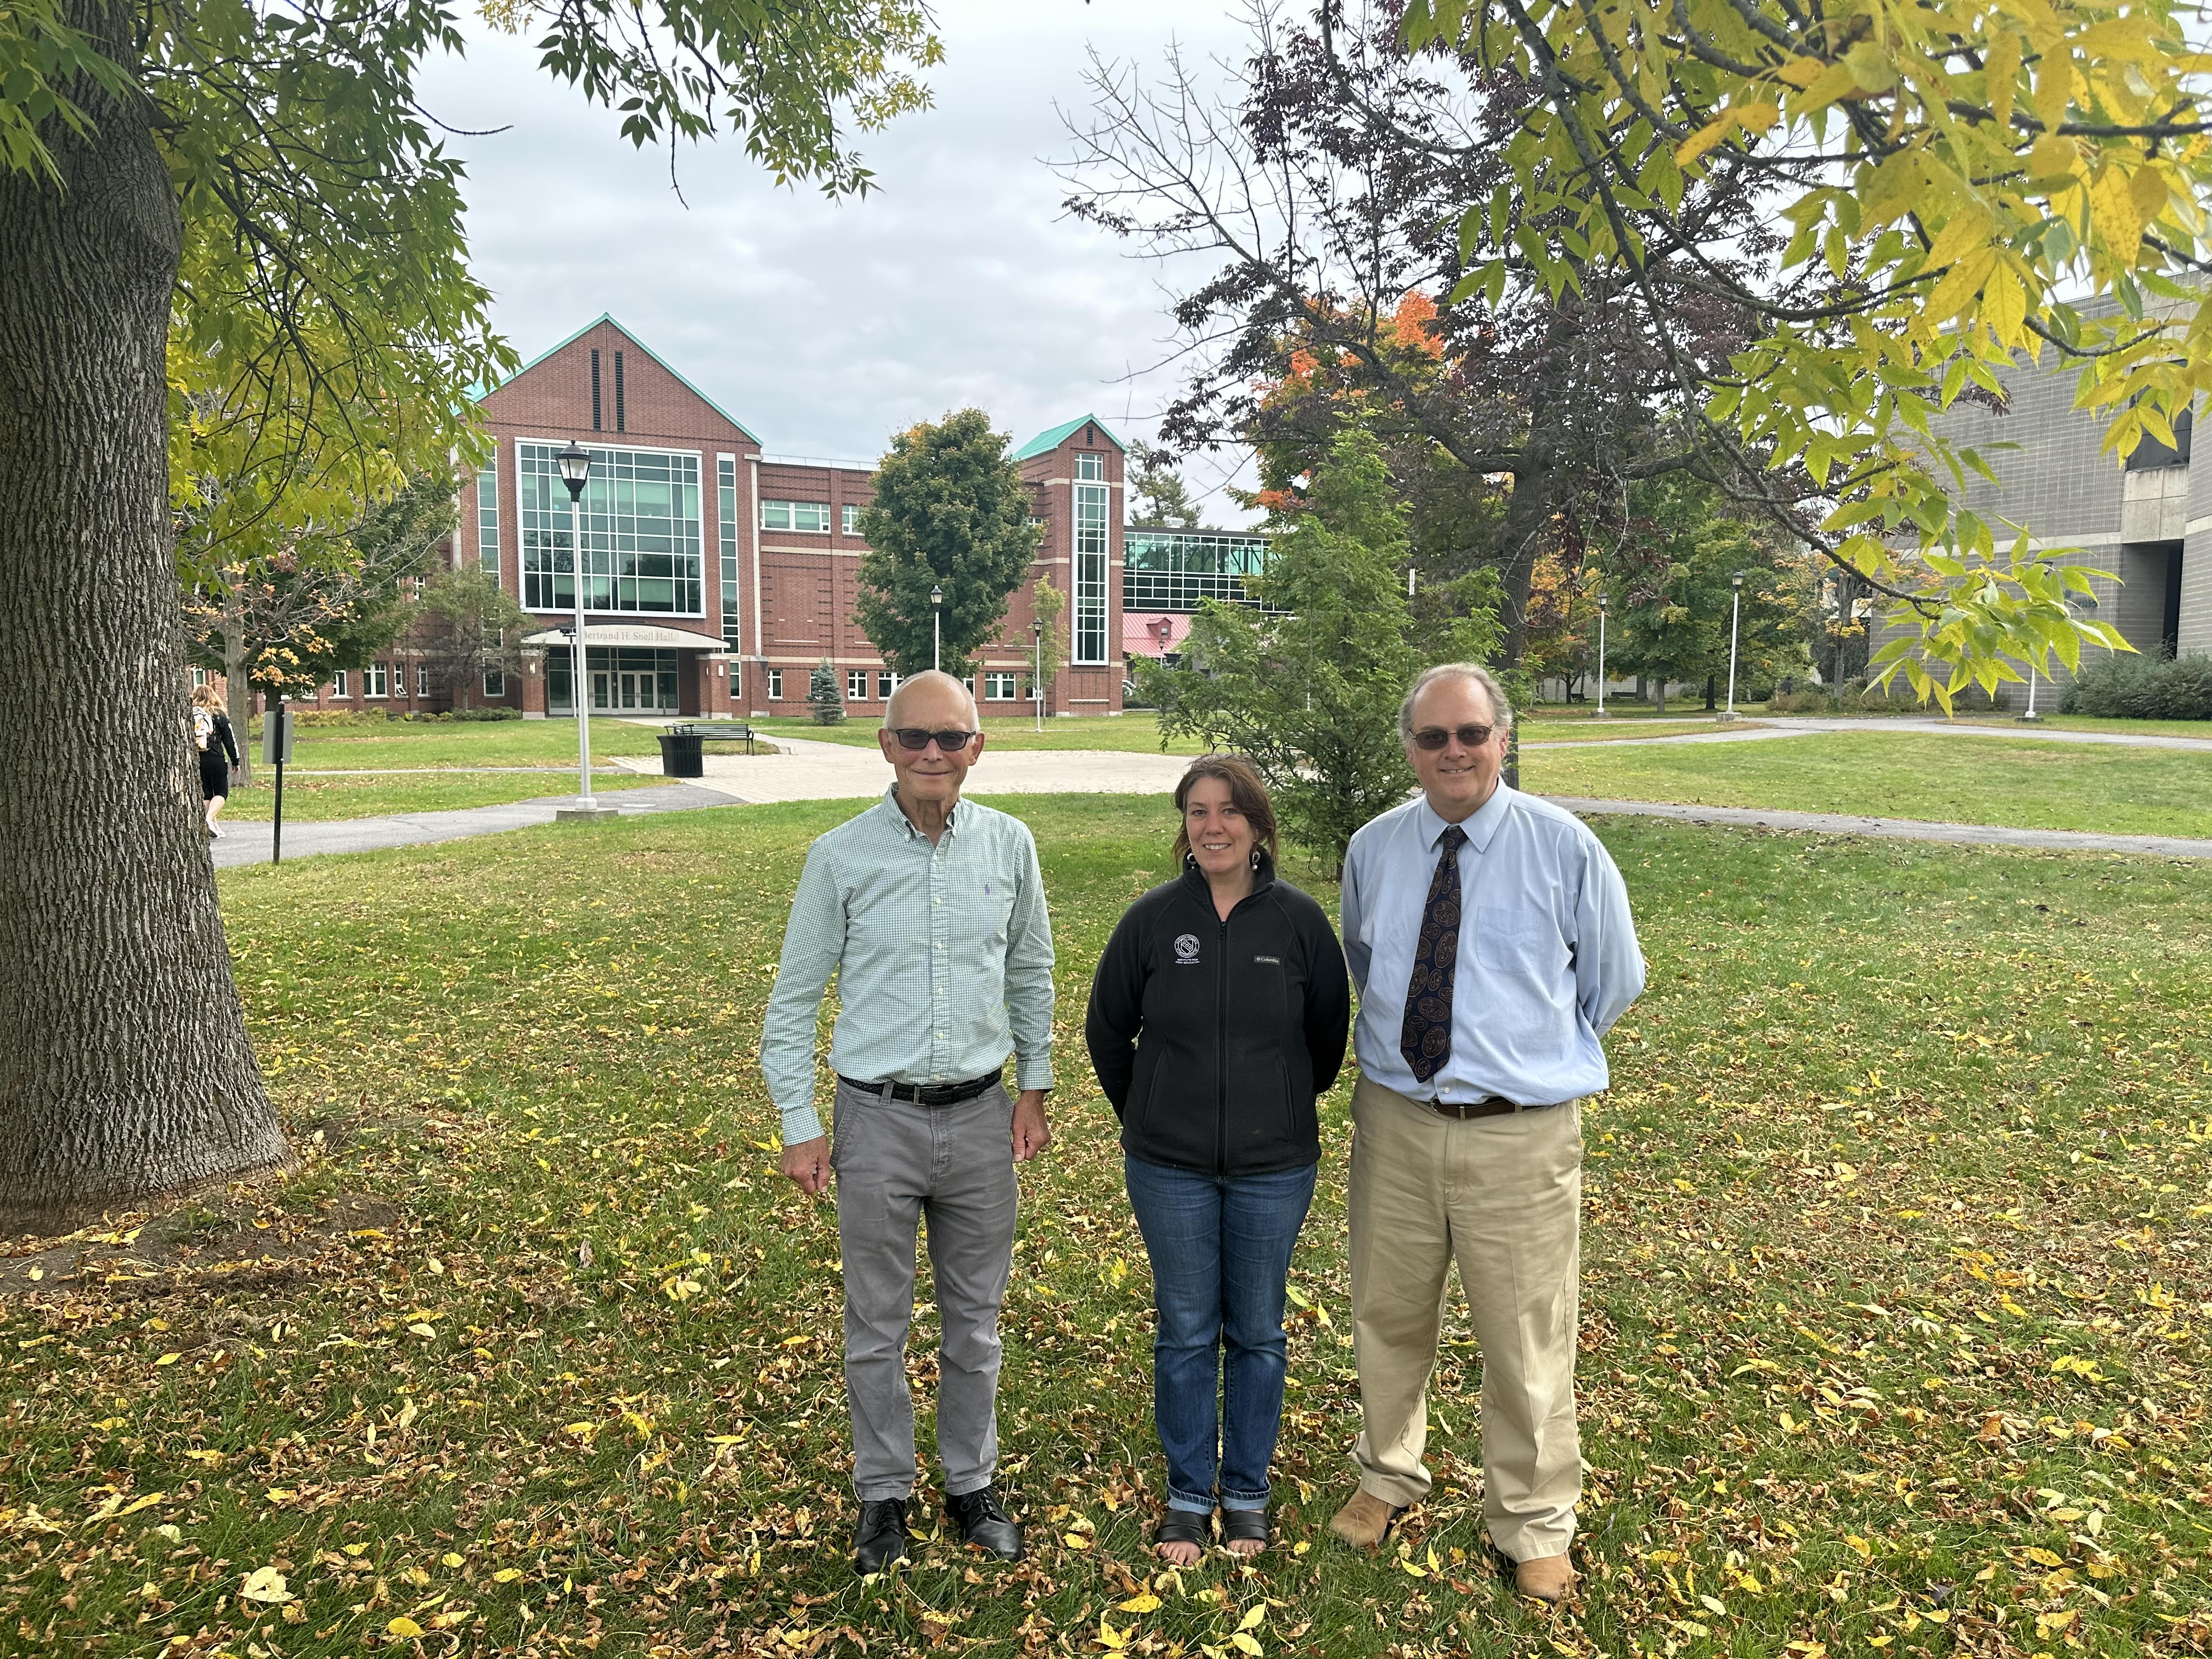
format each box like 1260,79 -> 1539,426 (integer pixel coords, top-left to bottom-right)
297,315 -> 1131,719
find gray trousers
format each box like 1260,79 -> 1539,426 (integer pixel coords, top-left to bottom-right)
831,1077 -> 1018,1502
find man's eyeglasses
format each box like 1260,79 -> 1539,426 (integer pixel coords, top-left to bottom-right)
890,727 -> 979,753
1410,724 -> 1496,752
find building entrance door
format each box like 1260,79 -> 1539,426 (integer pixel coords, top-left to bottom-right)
590,669 -> 614,710
620,669 -> 653,709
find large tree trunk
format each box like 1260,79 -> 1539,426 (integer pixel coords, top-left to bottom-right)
0,9 -> 289,1229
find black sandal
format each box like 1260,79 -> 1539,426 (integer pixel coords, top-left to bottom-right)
1220,1508 -> 1268,1549
1154,1510 -> 1213,1553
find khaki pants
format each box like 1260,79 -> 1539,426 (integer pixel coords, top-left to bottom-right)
1346,1076 -> 1583,1561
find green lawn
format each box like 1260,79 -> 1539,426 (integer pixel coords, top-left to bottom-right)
245,715 -> 673,769
4,798 -> 2206,1657
753,713 -> 1210,754
1527,731 -> 2212,838
217,769 -> 665,822
1522,720 -> 1744,745
1933,715 -> 2212,742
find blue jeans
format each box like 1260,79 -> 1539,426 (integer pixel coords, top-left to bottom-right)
1124,1155 -> 1317,1514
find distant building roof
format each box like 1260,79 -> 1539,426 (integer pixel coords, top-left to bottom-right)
1013,414 -> 1125,461
1124,612 -> 1190,656
476,313 -> 762,444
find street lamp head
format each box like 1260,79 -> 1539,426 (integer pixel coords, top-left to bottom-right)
1731,569 -> 1746,590
930,585 -> 944,608
1596,592 -> 1608,613
1031,618 -> 1041,639
556,440 -> 591,501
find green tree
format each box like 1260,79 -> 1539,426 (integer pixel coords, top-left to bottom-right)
854,409 -> 1042,679
0,0 -> 937,1224
808,659 -> 847,725
1142,425 -> 1500,872
413,563 -> 533,710
1006,574 -> 1066,712
1128,456 -> 1202,527
185,474 -> 458,782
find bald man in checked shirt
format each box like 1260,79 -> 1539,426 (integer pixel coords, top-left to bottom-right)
760,671 -> 1055,1576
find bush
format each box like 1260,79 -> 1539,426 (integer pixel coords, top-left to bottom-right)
404,707 -> 523,723
2060,651 -> 2212,719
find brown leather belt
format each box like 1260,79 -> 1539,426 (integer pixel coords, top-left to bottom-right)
1420,1094 -> 1553,1120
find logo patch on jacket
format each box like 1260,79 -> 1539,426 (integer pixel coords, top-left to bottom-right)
1173,933 -> 1201,964
1252,955 -> 1280,965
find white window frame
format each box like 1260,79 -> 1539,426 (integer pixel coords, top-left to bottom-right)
1073,456 -> 1110,665
483,668 -> 506,698
877,670 -> 895,699
759,499 -> 831,534
768,668 -> 785,700
985,672 -> 1016,701
365,662 -> 390,699
841,503 -> 859,535
514,436 -> 707,619
847,670 -> 868,701
332,670 -> 349,698
415,663 -> 431,698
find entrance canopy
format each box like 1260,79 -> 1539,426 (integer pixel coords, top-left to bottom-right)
523,622 -> 727,651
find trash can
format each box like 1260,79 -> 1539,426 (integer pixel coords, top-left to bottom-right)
657,731 -> 704,778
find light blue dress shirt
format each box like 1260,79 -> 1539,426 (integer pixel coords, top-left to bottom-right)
760,787 -> 1057,1144
1340,783 -> 1644,1106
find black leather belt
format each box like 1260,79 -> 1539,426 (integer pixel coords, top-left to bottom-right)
1421,1094 -> 1554,1120
838,1068 -> 1003,1107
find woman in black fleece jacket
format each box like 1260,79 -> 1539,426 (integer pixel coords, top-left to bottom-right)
1086,754 -> 1350,1565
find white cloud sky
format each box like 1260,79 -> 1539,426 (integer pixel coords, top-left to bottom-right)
415,0 -> 1262,522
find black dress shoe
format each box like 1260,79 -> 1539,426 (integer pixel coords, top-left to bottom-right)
853,1497 -> 911,1575
946,1486 -> 1023,1560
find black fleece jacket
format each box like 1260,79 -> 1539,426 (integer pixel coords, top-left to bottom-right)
1085,855 -> 1352,1176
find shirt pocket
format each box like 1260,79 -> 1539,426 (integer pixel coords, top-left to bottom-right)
967,884 -> 1018,950
1472,904 -> 1551,970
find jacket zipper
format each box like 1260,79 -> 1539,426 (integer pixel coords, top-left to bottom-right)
1214,909 -> 1231,1176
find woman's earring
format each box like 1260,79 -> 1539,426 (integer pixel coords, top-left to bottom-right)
1250,848 -> 1261,868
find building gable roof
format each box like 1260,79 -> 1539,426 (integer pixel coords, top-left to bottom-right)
476,313 -> 761,444
1013,414 -> 1125,461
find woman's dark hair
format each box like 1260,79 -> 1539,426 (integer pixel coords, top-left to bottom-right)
1171,753 -> 1279,868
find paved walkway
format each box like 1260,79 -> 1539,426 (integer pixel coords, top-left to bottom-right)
1523,715 -> 2212,752
1546,797 -> 2212,859
605,732 -> 1190,804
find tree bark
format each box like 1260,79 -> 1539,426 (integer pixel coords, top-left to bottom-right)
0,7 -> 289,1229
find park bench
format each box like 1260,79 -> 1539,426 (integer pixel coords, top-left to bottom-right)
656,721 -> 757,777
668,721 -> 757,755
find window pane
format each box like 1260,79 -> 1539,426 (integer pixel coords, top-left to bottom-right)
519,443 -> 703,617
1074,481 -> 1109,664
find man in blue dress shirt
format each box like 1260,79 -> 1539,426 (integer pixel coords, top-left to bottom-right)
1329,663 -> 1644,1604
761,670 -> 1057,1575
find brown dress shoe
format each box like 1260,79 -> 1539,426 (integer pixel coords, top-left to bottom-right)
1513,1553 -> 1578,1604
1328,1488 -> 1402,1551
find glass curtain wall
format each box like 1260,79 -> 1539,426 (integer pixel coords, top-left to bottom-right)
1073,453 -> 1109,664
718,458 -> 741,648
519,443 -> 704,616
547,647 -> 682,714
476,459 -> 500,575
1123,529 -> 1273,611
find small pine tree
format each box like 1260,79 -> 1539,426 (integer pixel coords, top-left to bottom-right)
808,659 -> 846,725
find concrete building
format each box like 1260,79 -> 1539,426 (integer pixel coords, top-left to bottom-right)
297,316 -> 1131,719
1911,337 -> 2208,689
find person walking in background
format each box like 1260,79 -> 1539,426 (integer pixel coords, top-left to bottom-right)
760,670 -> 1056,1576
1086,754 -> 1350,1565
1329,663 -> 1644,1605
190,684 -> 240,839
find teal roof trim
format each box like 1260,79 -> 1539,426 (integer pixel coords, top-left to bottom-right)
474,312 -> 761,445
1013,413 -> 1125,461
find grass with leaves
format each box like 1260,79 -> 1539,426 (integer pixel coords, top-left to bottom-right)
3,798 -> 2208,1659
1525,731 -> 2212,838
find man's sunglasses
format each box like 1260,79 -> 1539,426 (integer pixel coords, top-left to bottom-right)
1410,724 -> 1496,751
889,727 -> 979,752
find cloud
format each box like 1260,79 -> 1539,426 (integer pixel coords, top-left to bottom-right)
415,0 -> 1262,518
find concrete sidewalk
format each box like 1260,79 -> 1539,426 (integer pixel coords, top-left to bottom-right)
1520,715 -> 2212,752
608,731 -> 1190,804
1545,796 -> 2212,859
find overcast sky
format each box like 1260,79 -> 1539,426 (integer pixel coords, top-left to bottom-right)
416,0 -> 1261,520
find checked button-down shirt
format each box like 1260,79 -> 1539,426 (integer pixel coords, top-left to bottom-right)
760,786 -> 1058,1145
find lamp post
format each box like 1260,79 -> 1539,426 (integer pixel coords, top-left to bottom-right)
1594,592 -> 1610,719
931,584 -> 944,673
555,441 -> 616,821
1031,617 -> 1043,733
1723,569 -> 1745,722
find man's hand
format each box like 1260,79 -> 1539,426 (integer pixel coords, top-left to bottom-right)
1011,1089 -> 1052,1163
781,1135 -> 831,1196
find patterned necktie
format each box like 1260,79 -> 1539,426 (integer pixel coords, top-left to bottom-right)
1399,824 -> 1468,1086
